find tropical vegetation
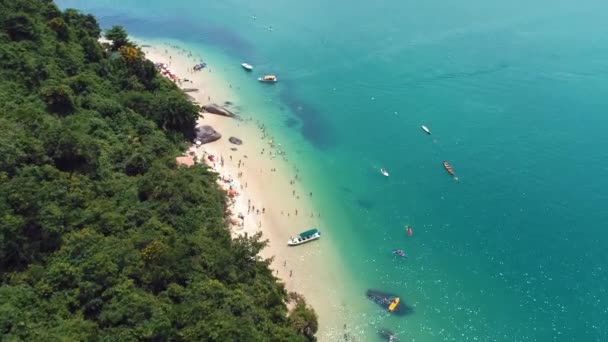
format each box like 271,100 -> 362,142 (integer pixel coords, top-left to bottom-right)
0,0 -> 317,340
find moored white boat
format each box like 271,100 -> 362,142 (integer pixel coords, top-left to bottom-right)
381,168 -> 389,177
421,125 -> 431,135
241,62 -> 253,71
287,228 -> 321,246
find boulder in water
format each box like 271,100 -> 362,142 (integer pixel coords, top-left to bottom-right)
201,104 -> 236,118
195,125 -> 221,144
228,136 -> 243,145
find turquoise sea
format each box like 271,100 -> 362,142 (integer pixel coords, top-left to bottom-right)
58,0 -> 608,340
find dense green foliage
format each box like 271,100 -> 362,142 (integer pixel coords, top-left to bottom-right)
0,1 -> 317,340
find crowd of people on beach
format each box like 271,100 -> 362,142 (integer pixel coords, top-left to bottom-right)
149,41 -> 329,326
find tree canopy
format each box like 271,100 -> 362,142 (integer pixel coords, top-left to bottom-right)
0,0 -> 317,340
105,25 -> 129,51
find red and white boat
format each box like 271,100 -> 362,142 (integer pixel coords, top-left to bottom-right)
443,161 -> 455,176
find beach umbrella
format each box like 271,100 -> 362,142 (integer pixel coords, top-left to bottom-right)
195,140 -> 202,146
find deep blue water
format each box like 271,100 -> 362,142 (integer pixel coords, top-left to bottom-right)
58,0 -> 608,340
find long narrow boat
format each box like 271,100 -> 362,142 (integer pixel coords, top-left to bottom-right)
287,228 -> 321,246
443,161 -> 455,176
241,62 -> 253,71
421,125 -> 431,135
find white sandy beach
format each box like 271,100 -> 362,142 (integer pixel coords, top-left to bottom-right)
139,41 -> 356,340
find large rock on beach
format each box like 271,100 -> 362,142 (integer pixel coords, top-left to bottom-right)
201,104 -> 236,118
195,125 -> 221,144
229,136 -> 243,145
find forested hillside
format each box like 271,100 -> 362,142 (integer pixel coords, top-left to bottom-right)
0,0 -> 317,340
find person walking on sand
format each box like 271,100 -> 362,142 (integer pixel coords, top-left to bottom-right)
289,270 -> 293,277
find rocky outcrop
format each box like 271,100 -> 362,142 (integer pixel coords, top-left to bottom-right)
195,125 -> 221,144
201,104 -> 236,118
228,136 -> 243,145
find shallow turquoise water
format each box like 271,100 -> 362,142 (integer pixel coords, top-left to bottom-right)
59,0 -> 608,340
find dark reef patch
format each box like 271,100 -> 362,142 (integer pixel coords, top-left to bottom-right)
279,88 -> 335,150
95,13 -> 254,57
355,198 -> 374,210
285,117 -> 299,128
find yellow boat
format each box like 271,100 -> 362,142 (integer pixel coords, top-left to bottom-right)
258,75 -> 277,83
388,297 -> 400,312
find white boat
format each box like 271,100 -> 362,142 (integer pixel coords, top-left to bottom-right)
287,229 -> 321,246
241,63 -> 253,71
381,168 -> 389,177
258,75 -> 277,83
421,125 -> 431,135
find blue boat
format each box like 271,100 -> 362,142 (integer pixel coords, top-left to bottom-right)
193,63 -> 207,71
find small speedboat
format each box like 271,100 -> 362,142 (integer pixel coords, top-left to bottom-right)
258,75 -> 277,83
421,125 -> 431,135
393,249 -> 406,257
241,63 -> 253,71
443,161 -> 455,176
380,168 -> 389,177
287,229 -> 321,246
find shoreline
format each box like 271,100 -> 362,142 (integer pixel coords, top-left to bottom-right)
138,39 -> 355,340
